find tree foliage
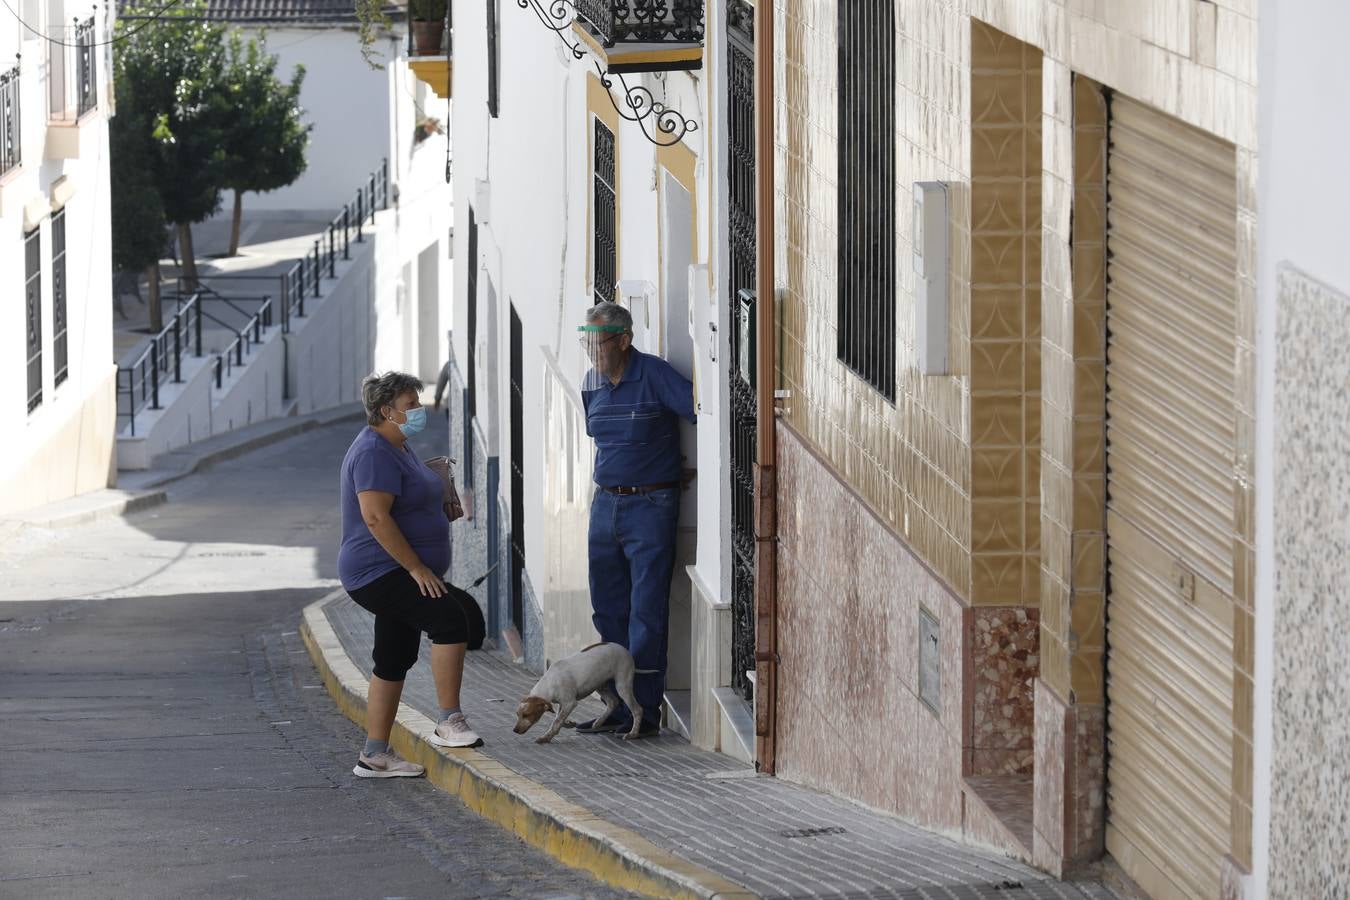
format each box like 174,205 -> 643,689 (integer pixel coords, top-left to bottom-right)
115,0 -> 228,228
220,31 -> 311,255
220,32 -> 309,197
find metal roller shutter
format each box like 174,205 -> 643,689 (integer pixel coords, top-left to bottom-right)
1103,96 -> 1238,900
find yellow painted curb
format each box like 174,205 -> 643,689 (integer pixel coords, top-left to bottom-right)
300,594 -> 757,900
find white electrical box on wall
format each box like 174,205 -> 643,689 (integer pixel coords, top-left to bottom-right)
912,181 -> 949,376
473,178 -> 491,223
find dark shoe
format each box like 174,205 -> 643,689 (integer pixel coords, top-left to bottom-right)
575,715 -> 630,734
615,719 -> 662,740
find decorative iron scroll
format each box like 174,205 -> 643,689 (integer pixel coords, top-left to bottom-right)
517,0 -> 701,147
601,71 -> 697,147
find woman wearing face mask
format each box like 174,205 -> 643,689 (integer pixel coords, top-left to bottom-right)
338,371 -> 485,779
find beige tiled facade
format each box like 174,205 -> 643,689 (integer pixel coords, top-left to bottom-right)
770,0 -> 1259,883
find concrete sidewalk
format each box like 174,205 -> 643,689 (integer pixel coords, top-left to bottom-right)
306,592 -> 1119,900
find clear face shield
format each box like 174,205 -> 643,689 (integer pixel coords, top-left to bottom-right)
577,323 -> 628,392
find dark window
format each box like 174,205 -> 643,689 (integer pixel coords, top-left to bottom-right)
464,208 -> 478,487
485,0 -> 499,117
52,209 -> 68,387
836,0 -> 896,402
508,302 -> 524,632
76,17 -> 97,116
25,228 -> 42,413
726,0 -> 758,703
1,66 -> 19,176
593,118 -> 617,307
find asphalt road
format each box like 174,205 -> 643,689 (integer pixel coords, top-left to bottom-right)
0,416 -> 627,900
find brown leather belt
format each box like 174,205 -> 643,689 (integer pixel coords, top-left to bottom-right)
602,481 -> 680,496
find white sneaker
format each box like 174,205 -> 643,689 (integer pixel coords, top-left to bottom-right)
353,748 -> 425,778
428,711 -> 484,748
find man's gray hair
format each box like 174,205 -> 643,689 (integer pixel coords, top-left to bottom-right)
361,371 -> 425,425
586,301 -> 633,333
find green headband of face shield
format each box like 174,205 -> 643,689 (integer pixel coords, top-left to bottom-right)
576,324 -> 627,334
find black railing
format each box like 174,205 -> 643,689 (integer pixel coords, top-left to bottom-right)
592,119 -> 616,306
52,208 -> 69,387
116,160 -> 390,436
25,229 -> 42,413
727,3 -> 757,703
1,66 -> 19,176
213,295 -> 275,389
76,17 -> 97,116
117,294 -> 204,436
574,0 -> 704,46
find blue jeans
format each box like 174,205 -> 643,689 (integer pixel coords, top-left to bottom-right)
588,486 -> 680,725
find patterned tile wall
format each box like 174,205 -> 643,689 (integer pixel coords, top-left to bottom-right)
969,20 -> 1042,607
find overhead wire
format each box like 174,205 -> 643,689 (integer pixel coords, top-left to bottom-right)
1,0 -> 187,50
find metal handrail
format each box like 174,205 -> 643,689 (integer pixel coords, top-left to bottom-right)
214,296 -> 275,388
116,160 -> 391,435
117,293 -> 205,436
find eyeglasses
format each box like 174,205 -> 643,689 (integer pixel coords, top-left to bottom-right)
577,324 -> 627,356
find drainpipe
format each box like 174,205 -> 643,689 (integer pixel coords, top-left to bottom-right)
752,0 -> 779,775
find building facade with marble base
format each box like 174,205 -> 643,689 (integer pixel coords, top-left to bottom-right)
767,1 -> 1259,897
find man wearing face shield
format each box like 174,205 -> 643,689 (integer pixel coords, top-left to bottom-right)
576,301 -> 696,738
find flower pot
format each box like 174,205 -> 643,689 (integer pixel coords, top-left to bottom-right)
411,19 -> 445,56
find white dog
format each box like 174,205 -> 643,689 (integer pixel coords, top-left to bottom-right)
513,642 -> 643,743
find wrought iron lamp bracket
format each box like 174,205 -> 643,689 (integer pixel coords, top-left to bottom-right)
515,0 -> 699,148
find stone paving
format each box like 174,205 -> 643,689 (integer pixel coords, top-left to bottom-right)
326,599 -> 1119,900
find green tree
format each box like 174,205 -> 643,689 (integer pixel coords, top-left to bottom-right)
110,98 -> 170,329
114,0 -> 228,293
219,32 -> 311,257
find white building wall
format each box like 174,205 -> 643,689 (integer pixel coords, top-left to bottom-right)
1253,2 -> 1350,897
235,25 -> 449,220
0,7 -> 118,515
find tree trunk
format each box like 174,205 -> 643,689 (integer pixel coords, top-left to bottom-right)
179,223 -> 199,292
228,190 -> 243,257
146,262 -> 163,333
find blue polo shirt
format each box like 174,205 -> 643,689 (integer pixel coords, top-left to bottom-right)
582,349 -> 696,487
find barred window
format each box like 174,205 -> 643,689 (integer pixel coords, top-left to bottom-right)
836,0 -> 896,402
486,0 -> 500,117
593,118 -> 617,307
53,208 -> 68,387
25,227 -> 42,413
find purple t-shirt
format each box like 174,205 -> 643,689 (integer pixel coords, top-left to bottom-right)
337,427 -> 450,591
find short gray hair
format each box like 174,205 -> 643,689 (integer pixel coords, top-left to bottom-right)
361,371 -> 424,425
585,301 -> 632,333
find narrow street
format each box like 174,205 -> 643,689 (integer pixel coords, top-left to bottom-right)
0,416 -> 625,899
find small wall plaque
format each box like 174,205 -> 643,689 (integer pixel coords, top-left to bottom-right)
919,607 -> 940,714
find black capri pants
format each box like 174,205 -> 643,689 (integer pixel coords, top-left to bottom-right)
347,568 -> 486,681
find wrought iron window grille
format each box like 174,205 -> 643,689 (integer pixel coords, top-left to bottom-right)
77,17 -> 97,116
573,0 -> 702,46
1,65 -> 19,176
593,118 -> 617,306
836,0 -> 896,403
514,0 -> 699,146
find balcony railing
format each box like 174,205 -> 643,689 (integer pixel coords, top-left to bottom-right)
48,17 -> 99,122
573,0 -> 703,47
77,18 -> 98,116
1,66 -> 19,176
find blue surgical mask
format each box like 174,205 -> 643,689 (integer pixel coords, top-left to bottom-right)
395,406 -> 427,437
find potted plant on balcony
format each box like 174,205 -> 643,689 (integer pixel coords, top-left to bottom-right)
409,0 -> 447,56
